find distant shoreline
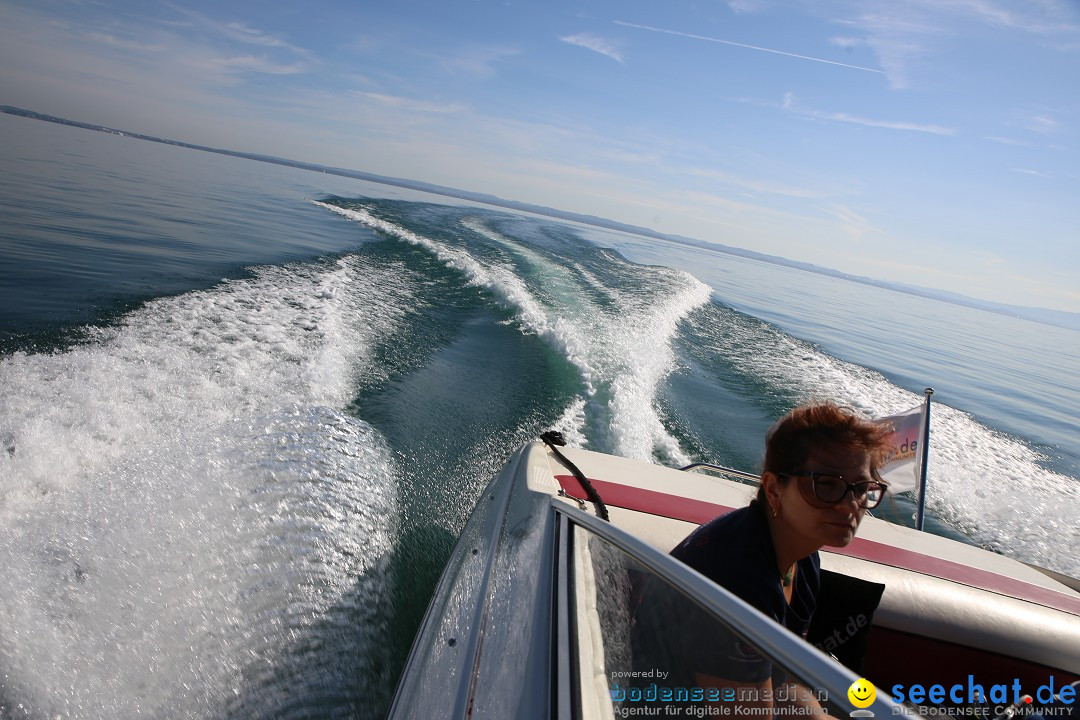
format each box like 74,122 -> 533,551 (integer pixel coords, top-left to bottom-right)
4,104 -> 1077,332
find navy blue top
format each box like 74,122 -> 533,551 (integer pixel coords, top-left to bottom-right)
668,504 -> 821,682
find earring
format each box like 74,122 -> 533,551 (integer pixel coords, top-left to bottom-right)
772,504 -> 779,518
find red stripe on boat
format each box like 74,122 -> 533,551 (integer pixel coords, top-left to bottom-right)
555,475 -> 1080,616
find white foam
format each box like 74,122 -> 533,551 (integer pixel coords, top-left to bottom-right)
0,256 -> 411,715
317,202 -> 712,465
551,397 -> 589,449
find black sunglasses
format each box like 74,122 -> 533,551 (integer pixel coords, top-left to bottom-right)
779,472 -> 888,509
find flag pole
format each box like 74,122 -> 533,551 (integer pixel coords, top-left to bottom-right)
914,388 -> 934,531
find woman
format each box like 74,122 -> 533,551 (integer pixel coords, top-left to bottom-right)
669,401 -> 893,688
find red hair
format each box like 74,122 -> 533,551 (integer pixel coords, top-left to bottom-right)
764,402 -> 893,476
755,402 -> 893,505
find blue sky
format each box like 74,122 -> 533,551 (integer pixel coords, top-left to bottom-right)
2,0 -> 1078,312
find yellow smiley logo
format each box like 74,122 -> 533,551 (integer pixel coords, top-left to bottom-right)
848,678 -> 876,708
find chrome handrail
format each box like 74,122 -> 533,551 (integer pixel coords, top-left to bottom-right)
554,500 -> 897,718
679,462 -> 760,482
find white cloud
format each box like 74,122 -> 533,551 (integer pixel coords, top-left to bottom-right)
783,93 -> 956,135
438,44 -> 521,78
685,166 -> 830,200
831,11 -> 938,90
1017,114 -> 1060,134
727,0 -> 769,14
985,135 -> 1030,146
223,21 -> 309,53
164,4 -> 313,55
828,203 -> 878,243
83,32 -> 164,53
210,55 -> 308,75
830,0 -> 1080,89
560,33 -> 624,63
932,0 -> 1080,35
815,110 -> 956,135
1012,168 -> 1053,178
725,0 -> 768,13
829,36 -> 862,49
973,250 -> 1008,267
352,92 -> 468,116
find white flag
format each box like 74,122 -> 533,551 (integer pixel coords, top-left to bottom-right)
877,404 -> 927,494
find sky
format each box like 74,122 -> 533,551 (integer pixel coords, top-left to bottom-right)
2,0 -> 1078,313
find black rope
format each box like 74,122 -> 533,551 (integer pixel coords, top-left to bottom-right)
540,431 -> 609,521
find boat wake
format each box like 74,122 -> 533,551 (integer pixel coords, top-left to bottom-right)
681,303 -> 1080,577
313,200 -> 712,465
0,257 -> 407,717
314,197 -> 1078,579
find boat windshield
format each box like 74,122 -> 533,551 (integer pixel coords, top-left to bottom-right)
558,506 -> 872,719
